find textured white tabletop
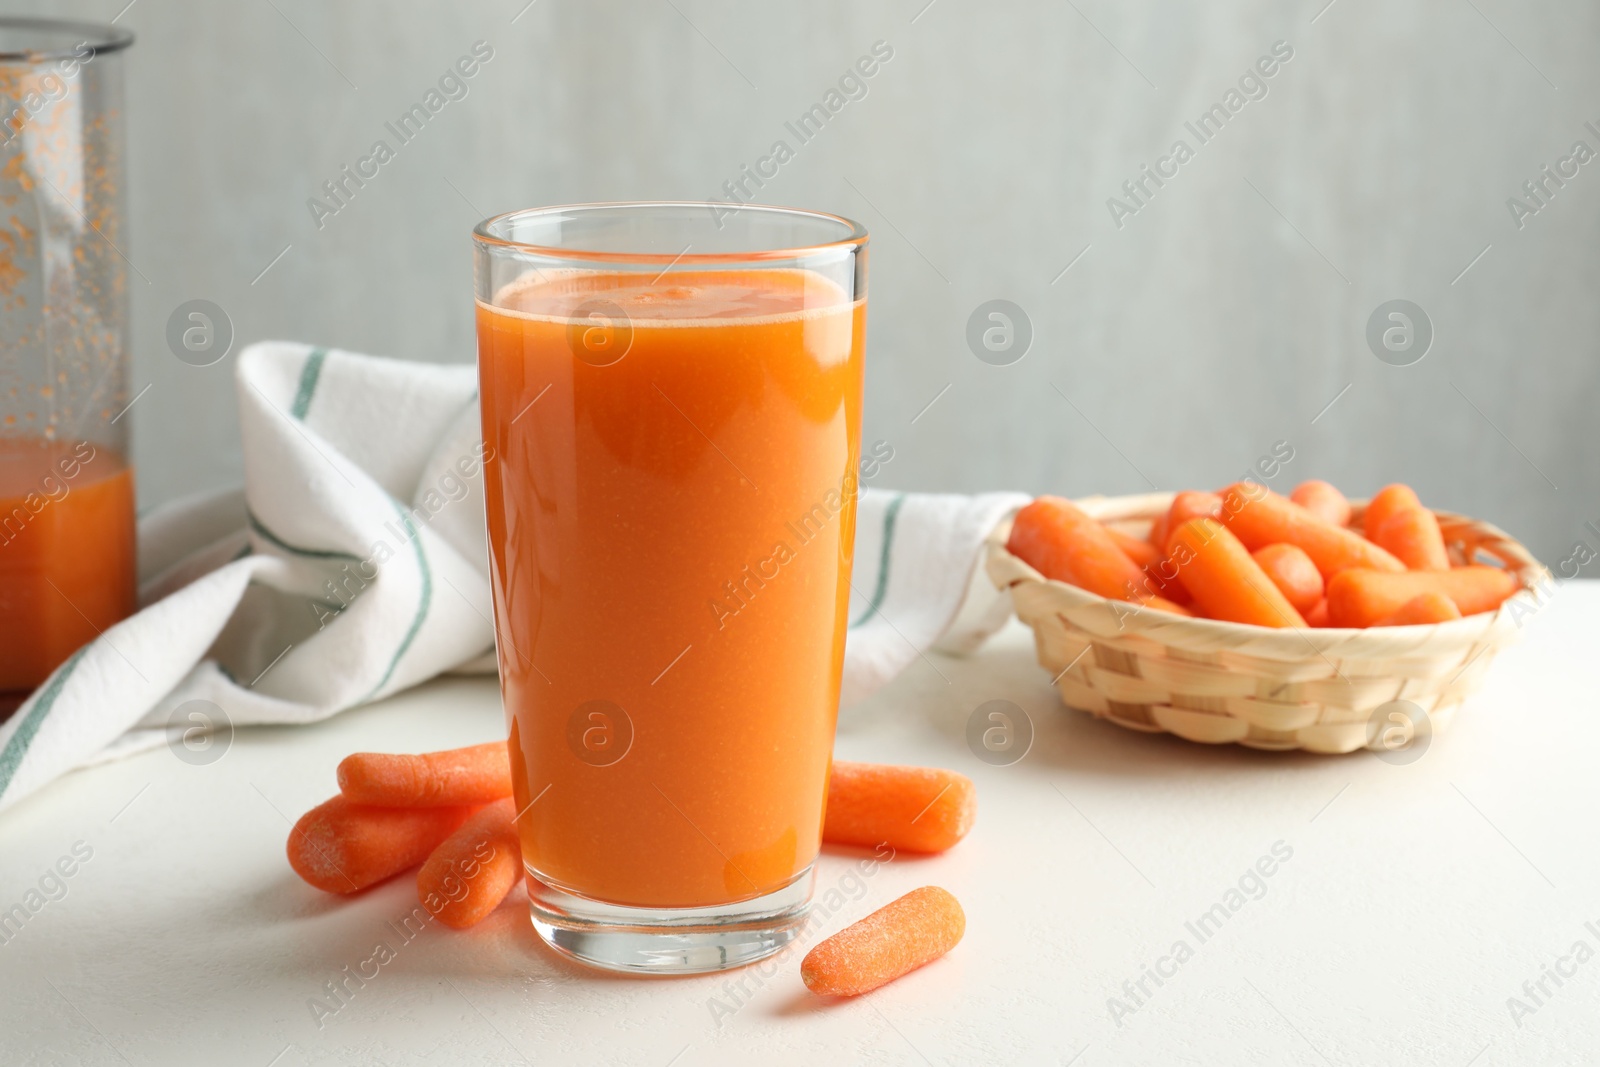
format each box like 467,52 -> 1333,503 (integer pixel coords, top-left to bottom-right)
2,585 -> 1595,1066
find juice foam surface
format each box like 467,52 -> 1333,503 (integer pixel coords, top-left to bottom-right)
487,268 -> 854,324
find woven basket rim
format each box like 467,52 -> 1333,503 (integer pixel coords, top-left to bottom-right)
987,491 -> 1551,661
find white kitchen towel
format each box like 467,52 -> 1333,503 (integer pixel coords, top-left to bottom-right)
0,341 -> 1026,815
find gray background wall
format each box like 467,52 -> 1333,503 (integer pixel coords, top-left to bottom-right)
18,0 -> 1600,567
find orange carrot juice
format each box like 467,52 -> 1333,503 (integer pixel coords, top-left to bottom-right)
0,438 -> 136,693
478,268 -> 864,910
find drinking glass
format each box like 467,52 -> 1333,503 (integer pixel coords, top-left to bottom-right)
473,202 -> 867,973
0,18 -> 135,701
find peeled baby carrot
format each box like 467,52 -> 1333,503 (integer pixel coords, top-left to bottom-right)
416,797 -> 522,928
801,886 -> 965,997
1147,510 -> 1171,551
1160,491 -> 1223,550
1373,507 -> 1450,571
1169,519 -> 1306,627
1304,599 -> 1331,627
1131,594 -> 1193,616
1007,497 -> 1149,601
1374,591 -> 1462,627
1218,483 -> 1405,579
338,741 -> 511,807
824,762 -> 975,854
288,795 -> 474,894
1251,543 -> 1324,613
1105,525 -> 1160,569
1362,484 -> 1422,541
1141,558 -> 1193,606
1290,480 -> 1351,527
1326,566 -> 1517,628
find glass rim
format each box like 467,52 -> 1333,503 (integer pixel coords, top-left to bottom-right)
472,201 -> 869,265
0,16 -> 134,62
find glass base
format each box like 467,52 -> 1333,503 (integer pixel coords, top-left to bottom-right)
526,864 -> 815,975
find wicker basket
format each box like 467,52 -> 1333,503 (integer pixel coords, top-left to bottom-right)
986,492 -> 1550,753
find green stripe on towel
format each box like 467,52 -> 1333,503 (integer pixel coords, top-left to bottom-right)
290,348 -> 328,420
248,511 -> 361,562
362,500 -> 432,702
0,646 -> 89,802
850,492 -> 906,629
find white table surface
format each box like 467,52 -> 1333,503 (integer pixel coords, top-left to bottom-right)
2,584 -> 1597,1067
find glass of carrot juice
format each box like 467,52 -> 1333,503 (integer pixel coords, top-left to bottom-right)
473,203 -> 868,973
0,18 -> 137,707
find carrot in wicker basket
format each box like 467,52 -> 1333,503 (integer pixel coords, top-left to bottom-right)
1119,526 -> 1193,605
1304,598 -> 1331,627
1219,483 -> 1405,579
1169,518 -> 1307,627
1141,557 -> 1193,606
801,887 -> 965,997
1361,484 -> 1422,540
1007,497 -> 1149,601
1104,525 -> 1159,569
1326,566 -> 1517,628
1158,491 -> 1223,551
1373,591 -> 1463,627
1147,510 -> 1171,552
823,762 -> 975,854
1251,543 -> 1323,613
1373,507 -> 1450,571
1290,480 -> 1351,527
338,742 -> 511,807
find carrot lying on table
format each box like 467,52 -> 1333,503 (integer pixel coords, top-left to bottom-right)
288,796 -> 474,894
801,887 -> 965,997
1251,543 -> 1323,613
1373,591 -> 1463,627
1007,497 -> 1185,614
823,762 -> 976,854
338,742 -> 512,808
1169,518 -> 1307,628
1219,483 -> 1405,580
1361,484 -> 1422,541
1326,566 -> 1517,628
416,797 -> 522,928
1373,507 -> 1450,571
1290,480 -> 1351,527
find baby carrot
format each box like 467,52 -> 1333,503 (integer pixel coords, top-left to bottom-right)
1326,566 -> 1517,628
288,795 -> 474,894
1362,484 -> 1422,541
1290,480 -> 1351,527
1373,507 -> 1450,571
1304,599 -> 1331,627
1147,510 -> 1171,552
1373,591 -> 1463,627
1105,525 -> 1160,569
1131,594 -> 1193,617
1169,518 -> 1306,628
1218,483 -> 1405,580
338,741 -> 512,807
1250,543 -> 1324,613
1007,497 -> 1149,601
1160,491 -> 1223,551
1141,560 -> 1193,606
416,797 -> 522,929
801,886 -> 965,997
824,762 -> 976,854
